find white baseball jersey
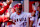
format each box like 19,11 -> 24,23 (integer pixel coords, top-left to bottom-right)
37,18 -> 40,27
7,12 -> 28,27
30,11 -> 39,27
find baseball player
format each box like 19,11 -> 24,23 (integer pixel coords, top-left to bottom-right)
7,3 -> 28,27
29,2 -> 39,27
37,4 -> 40,27
7,2 -> 33,27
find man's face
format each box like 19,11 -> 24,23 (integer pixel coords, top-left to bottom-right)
15,3 -> 22,13
16,7 -> 22,13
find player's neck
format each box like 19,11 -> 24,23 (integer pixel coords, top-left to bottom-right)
16,12 -> 21,15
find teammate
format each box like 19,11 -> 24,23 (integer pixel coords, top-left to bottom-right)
0,0 -> 12,27
29,2 -> 39,27
37,4 -> 40,27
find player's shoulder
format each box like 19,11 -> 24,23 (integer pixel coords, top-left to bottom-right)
24,12 -> 32,17
23,12 -> 31,15
22,12 -> 27,14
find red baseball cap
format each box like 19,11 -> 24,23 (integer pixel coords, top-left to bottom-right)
14,3 -> 22,8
